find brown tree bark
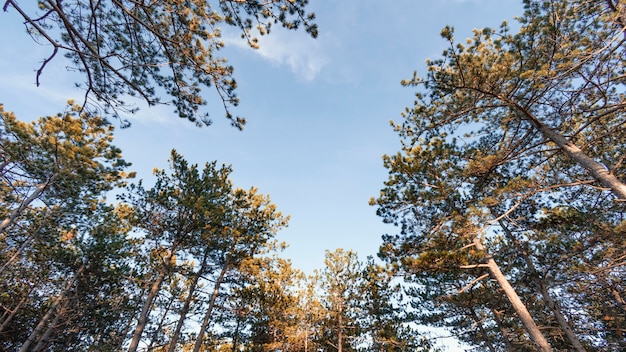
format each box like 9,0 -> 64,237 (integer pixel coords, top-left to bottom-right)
510,101 -> 626,200
0,174 -> 57,232
468,305 -> 497,352
498,219 -> 585,352
192,260 -> 230,352
147,289 -> 177,350
167,251 -> 209,352
337,306 -> 343,352
490,306 -> 515,351
19,264 -> 83,352
128,247 -> 176,352
31,306 -> 65,352
473,237 -> 553,352
0,286 -> 33,334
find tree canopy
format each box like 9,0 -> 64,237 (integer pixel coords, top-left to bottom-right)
2,0 -> 317,127
0,105 -> 435,350
5,0 -> 626,350
373,0 -> 626,350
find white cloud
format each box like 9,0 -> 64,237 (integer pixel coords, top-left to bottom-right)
225,28 -> 328,81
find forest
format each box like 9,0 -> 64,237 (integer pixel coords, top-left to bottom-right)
1,0 -> 626,351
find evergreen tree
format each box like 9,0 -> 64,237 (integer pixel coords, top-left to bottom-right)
358,258 -> 432,352
315,249 -> 363,352
123,149 -> 235,352
229,255 -> 301,351
17,203 -> 137,352
0,104 -> 134,350
372,0 -> 626,350
2,0 -> 318,127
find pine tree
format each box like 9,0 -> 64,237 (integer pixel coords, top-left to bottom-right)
373,0 -> 626,350
0,104 -> 134,350
2,0 -> 318,127
315,249 -> 363,352
123,150 -> 235,352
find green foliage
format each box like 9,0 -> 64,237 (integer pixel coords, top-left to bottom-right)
126,149 -> 235,255
306,250 -> 435,352
0,104 -> 440,350
122,149 -> 290,351
0,102 -> 131,229
358,258 -> 434,351
229,256 -> 301,351
373,0 -> 626,350
0,102 -> 131,274
0,105 -> 297,350
315,248 -> 363,351
0,104 -> 136,350
4,0 -> 317,127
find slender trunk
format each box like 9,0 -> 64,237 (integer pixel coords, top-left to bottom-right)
168,252 -> 209,352
148,291 -> 176,350
473,237 -> 553,352
468,305 -> 497,352
0,237 -> 32,273
498,220 -> 585,352
128,247 -> 175,352
117,298 -> 142,351
1,208 -> 57,273
117,271 -> 145,350
490,307 -> 515,351
32,306 -> 64,352
127,269 -> 167,352
0,174 -> 57,232
337,310 -> 343,352
19,264 -> 83,352
514,104 -> 626,200
192,261 -> 230,352
232,314 -> 242,352
537,121 -> 626,199
0,286 -> 33,333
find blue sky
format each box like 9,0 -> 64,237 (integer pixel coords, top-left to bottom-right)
0,0 -> 522,277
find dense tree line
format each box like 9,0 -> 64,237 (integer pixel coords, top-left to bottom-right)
0,104 -> 434,351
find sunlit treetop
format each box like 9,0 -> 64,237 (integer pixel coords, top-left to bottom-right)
3,0 -> 318,128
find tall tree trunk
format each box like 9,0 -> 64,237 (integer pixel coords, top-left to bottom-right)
337,308 -> 343,352
513,103 -> 626,200
168,252 -> 209,352
0,286 -> 33,333
468,305 -> 497,352
0,237 -> 32,273
0,174 -> 57,232
19,264 -> 83,352
473,237 -> 553,352
148,290 -> 176,350
231,313 -> 242,352
117,296 -> 142,351
498,219 -> 585,352
1,208 -> 57,273
32,305 -> 65,352
490,306 -> 515,351
192,260 -> 230,352
128,247 -> 176,352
